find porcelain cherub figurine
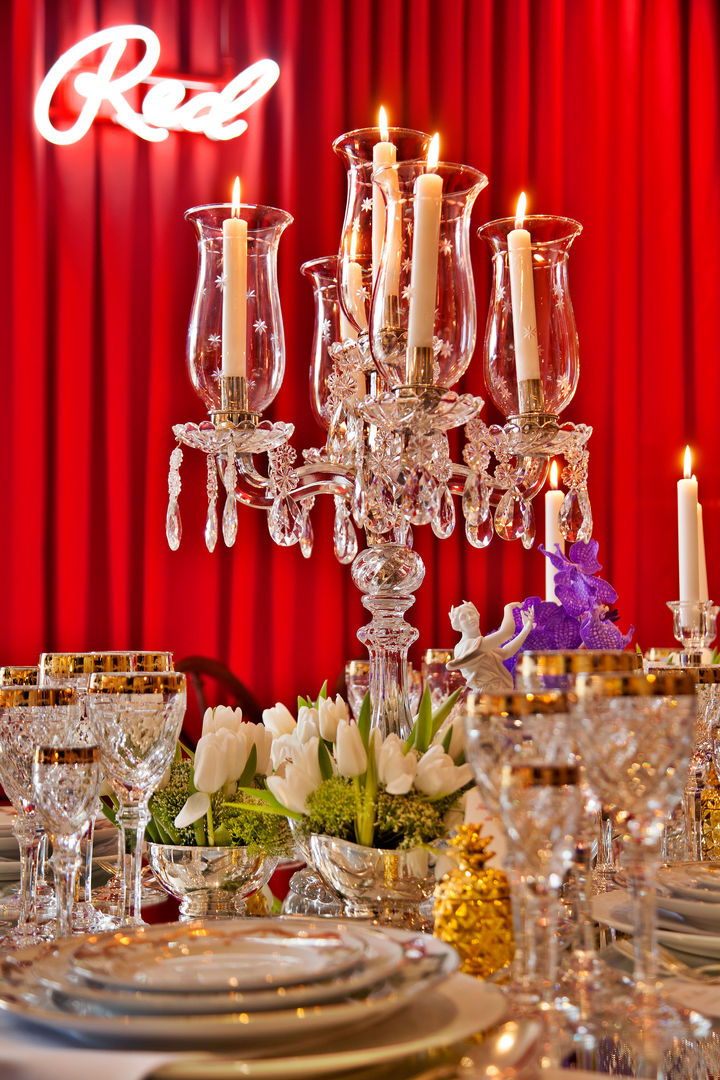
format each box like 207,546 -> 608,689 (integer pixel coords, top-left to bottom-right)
446,601 -> 535,692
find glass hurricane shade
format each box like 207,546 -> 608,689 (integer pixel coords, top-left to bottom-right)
185,203 -> 293,415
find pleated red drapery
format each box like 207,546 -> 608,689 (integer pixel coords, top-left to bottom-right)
2,0 -> 719,707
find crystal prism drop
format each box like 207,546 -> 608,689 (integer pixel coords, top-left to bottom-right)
165,498 -> 181,551
520,499 -> 536,550
559,489 -> 590,543
494,490 -> 525,541
300,510 -> 314,559
577,489 -> 593,542
333,502 -> 358,564
432,485 -> 456,539
222,491 -> 238,547
462,472 -> 482,524
365,474 -> 396,534
268,496 -> 303,546
404,466 -> 439,526
205,500 -> 218,553
352,473 -> 367,527
465,513 -> 493,548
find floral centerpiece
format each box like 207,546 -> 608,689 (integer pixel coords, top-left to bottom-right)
145,705 -> 291,857
245,685 -> 471,849
235,685 -> 472,924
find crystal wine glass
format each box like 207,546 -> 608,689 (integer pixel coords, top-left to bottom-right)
32,746 -> 101,939
39,651 -> 118,931
574,670 -> 698,1051
0,666 -> 39,686
465,691 -> 582,1014
345,660 -> 370,720
86,672 -> 186,925
0,685 -> 79,945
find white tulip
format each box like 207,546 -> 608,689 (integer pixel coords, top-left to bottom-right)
296,705 -> 320,743
293,735 -> 324,788
415,744 -> 473,797
192,734 -> 228,792
220,727 -> 253,784
335,718 -> 367,777
432,719 -> 465,761
376,734 -> 417,794
202,704 -> 244,736
318,694 -> 349,741
250,723 -> 274,776
270,731 -> 302,771
262,702 -> 297,737
267,762 -> 320,815
174,791 -> 210,829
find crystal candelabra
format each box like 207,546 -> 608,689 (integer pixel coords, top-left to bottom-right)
166,126 -> 594,738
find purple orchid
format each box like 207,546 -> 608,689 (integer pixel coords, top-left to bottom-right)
504,540 -> 633,675
503,596 -> 583,676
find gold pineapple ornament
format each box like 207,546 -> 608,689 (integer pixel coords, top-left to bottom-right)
701,762 -> 720,861
433,824 -> 514,978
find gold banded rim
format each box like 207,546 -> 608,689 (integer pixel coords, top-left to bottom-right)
0,666 -> 39,686
423,649 -> 454,665
88,672 -> 186,694
518,650 -> 641,677
648,665 -> 720,685
91,652 -> 174,672
34,746 -> 100,765
39,653 -> 100,678
574,671 -> 698,697
345,660 -> 370,676
465,691 -> 574,716
0,686 -> 77,707
502,763 -> 580,787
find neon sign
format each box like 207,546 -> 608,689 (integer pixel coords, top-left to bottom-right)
34,24 -> 279,144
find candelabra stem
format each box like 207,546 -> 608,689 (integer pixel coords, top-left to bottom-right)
351,544 -> 425,740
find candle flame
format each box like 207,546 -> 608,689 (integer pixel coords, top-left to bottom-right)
427,132 -> 440,170
550,460 -> 559,489
515,192 -> 527,229
684,445 -> 693,479
379,106 -> 389,142
231,176 -> 241,218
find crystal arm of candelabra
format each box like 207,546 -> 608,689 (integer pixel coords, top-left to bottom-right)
445,457 -> 548,501
219,455 -> 356,509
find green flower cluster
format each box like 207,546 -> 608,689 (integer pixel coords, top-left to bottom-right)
144,758 -> 292,857
301,775 -> 464,851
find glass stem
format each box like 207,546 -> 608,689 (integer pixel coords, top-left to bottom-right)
117,800 -> 150,926
525,885 -> 559,1006
51,835 -> 81,940
573,834 -> 596,958
600,812 -> 615,871
14,824 -> 42,932
76,812 -> 97,906
627,839 -> 658,990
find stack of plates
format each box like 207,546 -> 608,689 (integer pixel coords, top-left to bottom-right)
0,917 -> 506,1064
0,809 -> 118,883
594,865 -> 720,958
0,808 -> 19,882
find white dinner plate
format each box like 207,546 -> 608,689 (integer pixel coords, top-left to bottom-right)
0,928 -> 460,1049
69,919 -> 377,994
34,923 -> 409,1014
0,967 -> 500,1058
146,974 -> 507,1079
657,863 -> 720,902
593,890 -> 720,958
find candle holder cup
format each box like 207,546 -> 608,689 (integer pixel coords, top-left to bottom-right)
477,215 -> 582,423
667,600 -> 719,665
369,161 -> 487,394
333,127 -> 432,337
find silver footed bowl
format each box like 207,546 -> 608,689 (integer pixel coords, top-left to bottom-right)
147,843 -> 277,920
308,833 -> 442,929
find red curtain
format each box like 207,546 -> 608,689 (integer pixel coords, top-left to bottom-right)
2,0 -> 719,707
